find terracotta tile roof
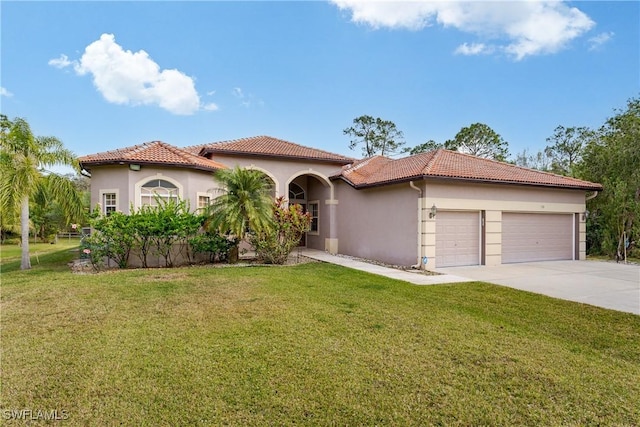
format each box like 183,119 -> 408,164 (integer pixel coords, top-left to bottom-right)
79,141 -> 227,172
333,149 -> 603,191
189,135 -> 353,164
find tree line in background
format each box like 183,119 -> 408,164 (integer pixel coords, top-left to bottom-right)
346,96 -> 639,260
344,115 -> 510,161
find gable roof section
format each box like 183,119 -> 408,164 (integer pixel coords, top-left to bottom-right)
190,135 -> 353,165
333,149 -> 603,191
79,141 -> 227,172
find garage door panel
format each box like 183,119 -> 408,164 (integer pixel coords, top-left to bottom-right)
502,213 -> 573,263
436,211 -> 480,267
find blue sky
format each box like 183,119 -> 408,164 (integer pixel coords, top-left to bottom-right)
1,1 -> 638,167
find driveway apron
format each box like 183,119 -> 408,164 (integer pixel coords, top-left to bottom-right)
437,260 -> 640,315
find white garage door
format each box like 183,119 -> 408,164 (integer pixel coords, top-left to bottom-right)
502,213 -> 573,263
436,211 -> 480,267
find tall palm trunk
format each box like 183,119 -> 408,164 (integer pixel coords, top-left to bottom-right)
21,195 -> 31,270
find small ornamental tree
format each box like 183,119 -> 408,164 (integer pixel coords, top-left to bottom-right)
250,197 -> 311,264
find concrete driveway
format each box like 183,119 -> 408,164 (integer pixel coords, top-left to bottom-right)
436,260 -> 640,315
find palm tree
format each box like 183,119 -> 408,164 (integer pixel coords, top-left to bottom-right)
0,115 -> 84,270
207,166 -> 274,240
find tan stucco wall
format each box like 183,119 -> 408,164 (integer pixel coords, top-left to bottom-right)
210,155 -> 343,201
89,165 -> 216,214
335,181 -> 419,266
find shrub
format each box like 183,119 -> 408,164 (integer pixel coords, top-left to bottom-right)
80,233 -> 109,271
189,232 -> 239,263
86,198 -> 235,269
91,211 -> 135,268
250,197 -> 311,264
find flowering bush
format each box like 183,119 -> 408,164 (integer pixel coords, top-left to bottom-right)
250,197 -> 311,264
80,234 -> 108,271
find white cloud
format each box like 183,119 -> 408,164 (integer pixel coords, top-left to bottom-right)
455,42 -> 493,56
331,1 -> 595,60
0,87 -> 13,97
588,31 -> 614,51
51,34 -> 215,115
48,54 -> 73,69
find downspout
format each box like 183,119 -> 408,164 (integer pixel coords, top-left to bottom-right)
585,191 -> 598,201
409,181 -> 423,269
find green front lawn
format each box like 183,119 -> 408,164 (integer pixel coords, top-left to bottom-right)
0,239 -> 81,271
1,246 -> 639,425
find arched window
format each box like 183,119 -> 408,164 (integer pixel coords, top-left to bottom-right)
140,178 -> 179,206
289,183 -> 305,200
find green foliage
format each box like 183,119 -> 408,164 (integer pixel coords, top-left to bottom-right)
0,115 -> 81,269
29,173 -> 86,242
146,198 -> 203,267
86,197 -> 239,269
90,211 -> 136,268
544,125 -> 594,176
81,232 -> 109,271
2,263 -> 640,425
578,97 -> 640,258
188,232 -> 238,263
250,197 -> 311,264
344,115 -> 405,157
403,139 -> 443,155
444,122 -> 509,161
512,148 -> 551,171
207,166 -> 275,240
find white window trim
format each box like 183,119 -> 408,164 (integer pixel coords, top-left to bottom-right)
99,189 -> 119,215
308,200 -> 319,235
134,173 -> 183,210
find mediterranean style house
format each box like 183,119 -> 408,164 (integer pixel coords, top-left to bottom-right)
79,136 -> 602,270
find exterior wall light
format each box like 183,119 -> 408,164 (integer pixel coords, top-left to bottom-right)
129,164 -> 141,171
429,204 -> 437,219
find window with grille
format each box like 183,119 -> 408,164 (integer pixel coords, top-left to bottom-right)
289,183 -> 305,201
308,201 -> 319,233
198,195 -> 211,210
103,193 -> 117,215
140,179 -> 179,207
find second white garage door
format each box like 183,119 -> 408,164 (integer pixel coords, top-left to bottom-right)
436,211 -> 480,267
502,213 -> 573,263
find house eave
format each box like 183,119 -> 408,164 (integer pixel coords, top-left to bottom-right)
79,160 -> 222,174
331,174 -> 603,191
423,175 -> 604,191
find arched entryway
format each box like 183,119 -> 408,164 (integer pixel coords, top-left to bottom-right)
286,171 -> 337,253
